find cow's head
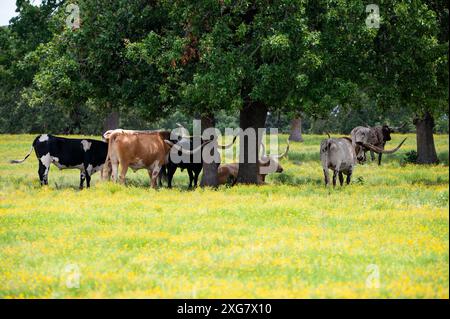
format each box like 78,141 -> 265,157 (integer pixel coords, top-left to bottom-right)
351,127 -> 372,162
259,139 -> 290,174
381,125 -> 392,142
354,143 -> 366,163
352,127 -> 371,145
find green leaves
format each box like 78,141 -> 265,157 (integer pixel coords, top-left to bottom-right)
261,34 -> 292,61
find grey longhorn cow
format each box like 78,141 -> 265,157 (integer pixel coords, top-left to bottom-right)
320,137 -> 360,187
350,124 -> 406,165
320,134 -> 406,187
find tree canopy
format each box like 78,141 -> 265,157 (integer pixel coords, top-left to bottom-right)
0,0 -> 448,170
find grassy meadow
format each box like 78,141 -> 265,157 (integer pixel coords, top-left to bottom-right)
0,133 -> 448,298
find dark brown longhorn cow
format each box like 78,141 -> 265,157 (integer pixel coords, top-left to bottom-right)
350,124 -> 406,165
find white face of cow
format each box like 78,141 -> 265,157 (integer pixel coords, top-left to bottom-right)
352,128 -> 370,162
259,156 -> 284,173
258,140 -> 289,174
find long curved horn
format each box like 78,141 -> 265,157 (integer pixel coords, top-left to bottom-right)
217,135 -> 237,149
259,139 -> 290,163
271,139 -> 290,159
260,141 -> 266,157
391,122 -> 408,132
164,139 -> 211,155
363,138 -> 407,154
175,135 -> 236,148
258,142 -> 270,164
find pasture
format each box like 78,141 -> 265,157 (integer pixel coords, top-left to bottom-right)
0,133 -> 448,298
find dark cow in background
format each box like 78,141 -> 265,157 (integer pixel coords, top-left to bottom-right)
10,134 -> 108,188
351,124 -> 405,165
162,135 -> 237,189
161,136 -> 210,189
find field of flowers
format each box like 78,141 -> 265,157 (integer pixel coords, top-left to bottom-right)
0,133 -> 448,298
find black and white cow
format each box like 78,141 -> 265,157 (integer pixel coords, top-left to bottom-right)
10,134 -> 108,188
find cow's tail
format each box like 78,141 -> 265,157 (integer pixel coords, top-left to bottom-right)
100,132 -> 118,181
320,137 -> 332,170
104,130 -> 121,171
10,138 -> 37,164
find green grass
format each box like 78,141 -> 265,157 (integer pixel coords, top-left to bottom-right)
0,133 -> 448,298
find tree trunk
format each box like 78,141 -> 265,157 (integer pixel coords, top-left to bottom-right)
200,113 -> 219,187
103,111 -> 119,132
66,106 -> 82,134
237,100 -> 268,184
103,102 -> 119,133
414,111 -> 439,164
289,116 -> 304,142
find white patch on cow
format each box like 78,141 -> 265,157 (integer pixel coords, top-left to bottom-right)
86,164 -> 93,175
52,157 -> 67,170
150,160 -> 160,175
40,153 -> 51,167
81,140 -> 92,152
38,134 -> 49,142
92,164 -> 103,173
40,153 -> 51,175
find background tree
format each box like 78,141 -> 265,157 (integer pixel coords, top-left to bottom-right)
0,0 -> 64,133
127,0 -> 322,185
369,0 -> 448,164
0,0 -> 447,167
288,111 -> 304,142
24,0 -> 169,133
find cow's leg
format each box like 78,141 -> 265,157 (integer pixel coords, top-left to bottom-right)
338,172 -> 344,186
38,161 -> 47,186
111,161 -> 119,182
119,163 -> 128,184
84,164 -> 94,188
101,159 -> 112,181
147,170 -> 153,186
323,169 -> 329,186
42,163 -> 50,185
158,166 -> 166,187
187,169 -> 194,189
193,169 -> 200,188
39,154 -> 51,185
378,153 -> 383,166
370,150 -> 375,161
346,169 -> 353,185
150,163 -> 161,189
167,164 -> 176,189
85,172 -> 91,188
79,171 -> 86,189
332,170 -> 338,187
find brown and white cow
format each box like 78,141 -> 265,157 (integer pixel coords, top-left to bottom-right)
103,130 -> 170,187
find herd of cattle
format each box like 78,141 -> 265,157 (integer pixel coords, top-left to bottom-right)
10,124 -> 406,188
